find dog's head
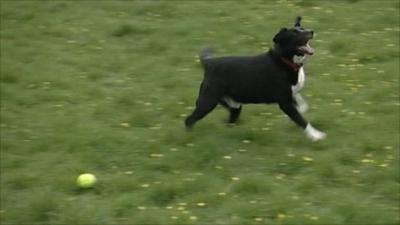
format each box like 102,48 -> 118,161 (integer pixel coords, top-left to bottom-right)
273,16 -> 314,61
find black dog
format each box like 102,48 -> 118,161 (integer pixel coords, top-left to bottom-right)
185,17 -> 326,141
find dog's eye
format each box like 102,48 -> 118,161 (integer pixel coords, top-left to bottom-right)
298,39 -> 308,46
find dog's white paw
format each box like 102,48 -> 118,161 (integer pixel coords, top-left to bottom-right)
304,124 -> 326,142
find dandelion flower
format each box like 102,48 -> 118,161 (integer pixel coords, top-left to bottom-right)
277,213 -> 287,219
302,156 -> 314,162
189,216 -> 198,220
361,159 -> 374,163
120,123 -> 131,128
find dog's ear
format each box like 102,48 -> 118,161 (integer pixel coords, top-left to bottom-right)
273,28 -> 288,44
294,16 -> 302,27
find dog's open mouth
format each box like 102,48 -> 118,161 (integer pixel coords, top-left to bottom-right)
297,42 -> 314,55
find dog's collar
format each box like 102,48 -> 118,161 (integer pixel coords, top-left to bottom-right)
280,57 -> 302,71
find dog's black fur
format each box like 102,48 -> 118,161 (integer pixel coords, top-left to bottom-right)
185,17 -> 316,133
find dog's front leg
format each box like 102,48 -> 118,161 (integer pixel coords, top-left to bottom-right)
278,103 -> 326,141
294,93 -> 309,113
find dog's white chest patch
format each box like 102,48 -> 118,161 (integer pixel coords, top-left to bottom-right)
293,55 -> 307,64
292,67 -> 306,93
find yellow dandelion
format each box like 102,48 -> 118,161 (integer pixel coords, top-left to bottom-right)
277,213 -> 287,219
310,216 -> 319,220
120,123 -> 131,128
149,153 -> 164,158
223,155 -> 232,159
141,184 -> 150,188
217,192 -> 227,196
123,171 -> 133,175
231,177 -> 240,181
302,156 -> 314,162
189,216 -> 198,220
137,206 -> 147,210
254,218 -> 263,222
196,202 -> 206,207
242,139 -> 251,144
361,158 -> 374,163
275,174 -> 286,180
177,207 -> 185,211
378,163 -> 388,168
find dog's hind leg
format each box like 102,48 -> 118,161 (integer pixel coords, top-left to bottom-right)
219,98 -> 242,124
185,83 -> 220,130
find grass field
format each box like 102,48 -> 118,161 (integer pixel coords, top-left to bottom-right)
1,0 -> 399,224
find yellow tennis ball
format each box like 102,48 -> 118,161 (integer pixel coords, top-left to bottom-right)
77,173 -> 97,188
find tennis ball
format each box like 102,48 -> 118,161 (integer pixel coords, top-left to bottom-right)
77,173 -> 97,188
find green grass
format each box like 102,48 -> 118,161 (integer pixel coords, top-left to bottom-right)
1,0 -> 399,224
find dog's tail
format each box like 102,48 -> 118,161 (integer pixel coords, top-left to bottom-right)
199,47 -> 214,67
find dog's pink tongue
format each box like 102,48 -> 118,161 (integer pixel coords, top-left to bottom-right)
300,43 -> 314,55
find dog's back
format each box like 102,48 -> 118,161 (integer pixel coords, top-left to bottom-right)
203,52 -> 293,103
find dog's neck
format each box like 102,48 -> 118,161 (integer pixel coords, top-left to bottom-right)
280,56 -> 302,71
271,47 -> 303,71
